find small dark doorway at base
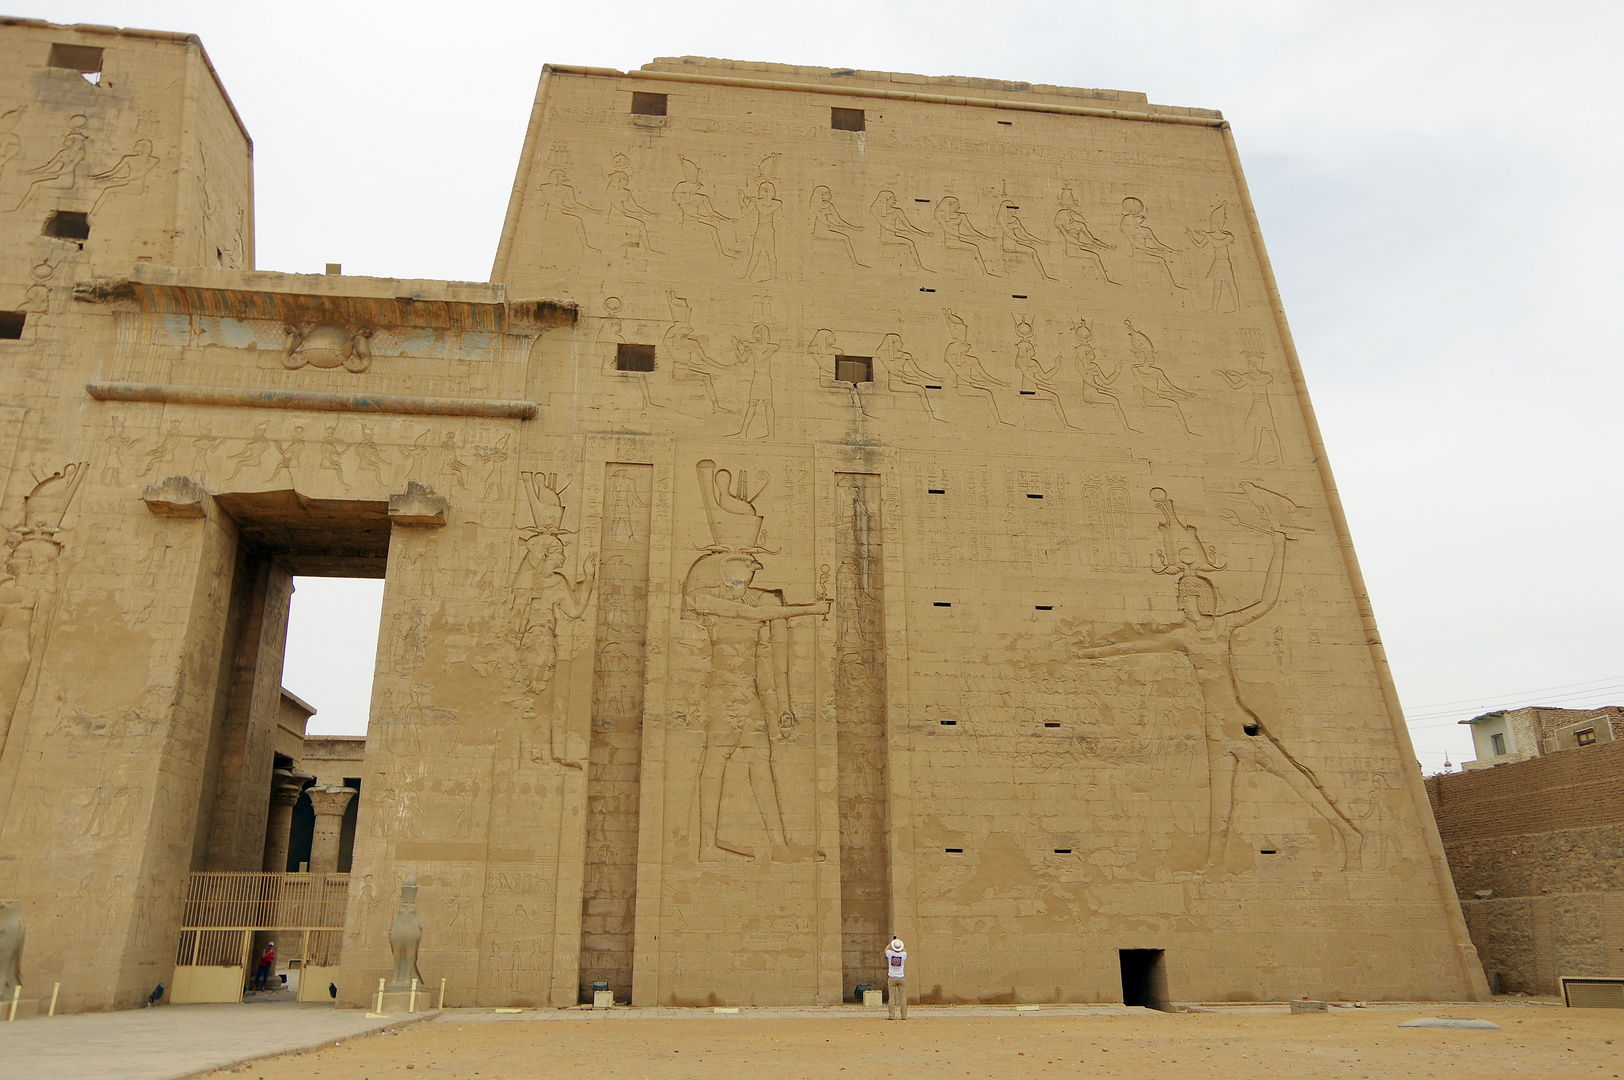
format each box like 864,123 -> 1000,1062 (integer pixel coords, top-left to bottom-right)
1119,948 -> 1169,1010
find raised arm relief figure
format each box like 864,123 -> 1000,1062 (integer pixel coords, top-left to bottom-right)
1069,488 -> 1362,871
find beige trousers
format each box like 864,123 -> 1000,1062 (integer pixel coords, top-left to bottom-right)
887,976 -> 907,1019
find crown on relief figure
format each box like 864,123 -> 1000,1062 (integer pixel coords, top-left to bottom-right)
696,459 -> 765,552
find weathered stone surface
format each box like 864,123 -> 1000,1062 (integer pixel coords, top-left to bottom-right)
0,21 -> 1489,1013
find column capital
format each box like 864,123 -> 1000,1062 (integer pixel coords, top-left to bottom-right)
270,769 -> 313,808
307,784 -> 357,818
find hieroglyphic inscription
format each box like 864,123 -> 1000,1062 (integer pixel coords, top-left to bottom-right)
580,463 -> 653,1001
835,473 -> 889,1000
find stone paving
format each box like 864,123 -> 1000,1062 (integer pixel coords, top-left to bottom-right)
0,1001 -> 432,1080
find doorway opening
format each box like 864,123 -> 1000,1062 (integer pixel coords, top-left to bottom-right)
1119,949 -> 1169,1010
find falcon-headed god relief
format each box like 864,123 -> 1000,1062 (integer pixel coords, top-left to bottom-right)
1068,487 -> 1363,871
682,459 -> 828,863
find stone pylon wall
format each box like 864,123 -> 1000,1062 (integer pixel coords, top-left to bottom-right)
0,26 -> 1489,1011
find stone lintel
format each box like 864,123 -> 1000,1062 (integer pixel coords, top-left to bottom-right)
141,475 -> 211,518
73,264 -> 576,334
389,481 -> 448,528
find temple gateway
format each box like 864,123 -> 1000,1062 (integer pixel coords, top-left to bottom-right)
0,18 -> 1489,1011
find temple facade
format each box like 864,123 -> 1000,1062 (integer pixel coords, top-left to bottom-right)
0,18 -> 1488,1011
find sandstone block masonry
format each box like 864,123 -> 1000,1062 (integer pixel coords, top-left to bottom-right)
1427,739 -> 1624,994
0,19 -> 1488,1011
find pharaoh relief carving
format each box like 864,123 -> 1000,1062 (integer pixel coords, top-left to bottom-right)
1067,487 -> 1362,871
509,472 -> 595,768
10,114 -> 87,213
1,462 -> 88,754
680,460 -> 828,863
1219,329 -> 1281,464
282,324 -> 374,373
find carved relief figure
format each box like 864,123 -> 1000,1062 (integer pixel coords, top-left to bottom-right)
604,153 -> 659,252
942,309 -> 1010,425
1013,314 -> 1080,428
100,415 -> 136,486
1218,349 -> 1280,464
683,460 -> 828,862
1119,196 -> 1187,291
355,426 -> 387,485
1068,488 -> 1362,869
536,168 -> 601,251
1054,184 -> 1119,283
741,181 -> 781,282
662,291 -> 733,413
994,198 -> 1057,280
1070,320 -> 1137,432
671,157 -> 736,257
0,106 -> 23,185
870,190 -> 932,271
0,899 -> 20,1000
224,421 -> 272,483
875,332 -> 943,422
1125,320 -> 1197,435
810,185 -> 867,267
318,426 -> 347,483
728,324 -> 779,440
1,463 -> 87,753
932,196 -> 996,275
11,114 -> 87,212
386,875 -> 425,990
1186,203 -> 1240,311
512,472 -> 595,766
89,138 -> 161,215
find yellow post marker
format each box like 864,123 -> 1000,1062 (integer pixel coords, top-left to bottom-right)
48,982 -> 59,1017
408,977 -> 418,1013
437,978 -> 446,1010
373,978 -> 385,1014
7,985 -> 19,1021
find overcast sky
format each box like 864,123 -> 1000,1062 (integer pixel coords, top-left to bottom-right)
36,1 -> 1622,763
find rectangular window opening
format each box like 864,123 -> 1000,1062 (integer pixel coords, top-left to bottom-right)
48,43 -> 103,80
834,355 -> 873,384
1490,732 -> 1506,756
1043,722 -> 1061,729
997,120 -> 1013,127
43,210 -> 90,241
616,343 -> 656,372
924,384 -> 942,389
1026,493 -> 1044,499
1053,848 -> 1071,854
927,488 -> 945,495
944,848 -> 964,854
914,198 -> 930,203
1035,605 -> 1053,611
933,602 -> 951,608
1119,949 -> 1169,1011
831,107 -> 865,131
630,91 -> 668,116
919,287 -> 936,293
938,719 -> 957,726
1260,849 -> 1278,855
1577,728 -> 1597,746
1011,294 -> 1027,299
0,311 -> 24,340
1019,391 -> 1036,396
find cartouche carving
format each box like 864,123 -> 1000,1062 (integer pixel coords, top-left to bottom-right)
684,460 -> 828,862
1069,487 -> 1362,870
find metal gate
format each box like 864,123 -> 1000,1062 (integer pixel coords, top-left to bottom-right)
172,871 -> 349,1004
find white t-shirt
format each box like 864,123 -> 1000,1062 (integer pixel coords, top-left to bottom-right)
885,947 -> 906,979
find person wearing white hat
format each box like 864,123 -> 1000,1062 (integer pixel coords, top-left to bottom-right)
884,937 -> 907,1019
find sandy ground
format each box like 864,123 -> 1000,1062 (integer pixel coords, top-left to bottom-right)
204,1002 -> 1623,1080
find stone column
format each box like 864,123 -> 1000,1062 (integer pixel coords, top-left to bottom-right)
307,785 -> 358,874
262,770 -> 313,873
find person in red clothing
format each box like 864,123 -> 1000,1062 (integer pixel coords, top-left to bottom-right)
251,942 -> 276,991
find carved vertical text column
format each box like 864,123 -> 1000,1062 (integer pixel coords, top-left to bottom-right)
307,785 -> 357,874
580,463 -> 653,1004
261,770 -> 312,873
834,473 -> 889,1000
